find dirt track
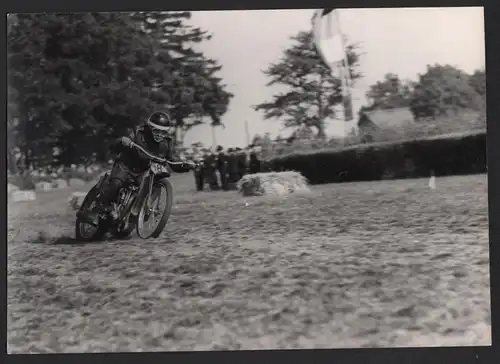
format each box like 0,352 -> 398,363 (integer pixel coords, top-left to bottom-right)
7,174 -> 491,352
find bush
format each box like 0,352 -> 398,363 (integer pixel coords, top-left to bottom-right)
268,130 -> 486,184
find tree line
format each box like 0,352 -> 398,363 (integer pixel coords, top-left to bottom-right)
7,12 -> 233,171
254,29 -> 486,138
8,14 -> 486,172
362,66 -> 485,119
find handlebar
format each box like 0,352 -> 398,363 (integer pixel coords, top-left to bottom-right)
131,142 -> 196,167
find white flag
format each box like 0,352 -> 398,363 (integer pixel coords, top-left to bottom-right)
312,8 -> 354,121
312,9 -> 345,64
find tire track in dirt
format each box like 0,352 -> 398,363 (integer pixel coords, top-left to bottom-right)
7,174 -> 491,352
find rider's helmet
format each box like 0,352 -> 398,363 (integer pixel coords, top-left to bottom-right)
145,111 -> 176,144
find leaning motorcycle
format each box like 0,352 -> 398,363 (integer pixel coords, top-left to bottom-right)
75,144 -> 192,242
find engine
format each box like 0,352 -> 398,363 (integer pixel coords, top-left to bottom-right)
112,187 -> 136,219
118,188 -> 135,207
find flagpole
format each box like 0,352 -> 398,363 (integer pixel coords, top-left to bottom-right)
313,9 -> 354,143
335,10 -> 353,122
245,120 -> 250,146
211,126 -> 217,150
332,10 -> 353,142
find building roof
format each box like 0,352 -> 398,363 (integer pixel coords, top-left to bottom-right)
359,107 -> 415,130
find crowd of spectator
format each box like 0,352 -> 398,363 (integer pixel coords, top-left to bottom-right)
183,145 -> 266,191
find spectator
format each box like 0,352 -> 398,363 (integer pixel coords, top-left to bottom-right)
193,152 -> 205,191
235,147 -> 248,180
16,152 -> 27,175
226,148 -> 239,185
249,151 -> 261,174
204,151 -> 220,190
216,145 -> 229,191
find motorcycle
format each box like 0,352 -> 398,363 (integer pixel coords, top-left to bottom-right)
75,143 -> 194,242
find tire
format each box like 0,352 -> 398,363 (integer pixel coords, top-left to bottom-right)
136,178 -> 174,239
75,187 -> 108,242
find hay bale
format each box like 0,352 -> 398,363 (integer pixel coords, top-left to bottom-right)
35,181 -> 53,192
237,171 -> 310,197
8,183 -> 20,194
68,192 -> 87,210
53,178 -> 69,189
11,190 -> 37,202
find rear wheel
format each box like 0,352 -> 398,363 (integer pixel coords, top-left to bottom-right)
136,178 -> 173,239
75,187 -> 108,242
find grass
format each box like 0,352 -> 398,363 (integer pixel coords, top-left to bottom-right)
7,173 -> 491,352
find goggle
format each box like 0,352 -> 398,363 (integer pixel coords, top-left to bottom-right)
151,128 -> 171,141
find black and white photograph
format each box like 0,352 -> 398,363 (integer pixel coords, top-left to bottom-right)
7,6 -> 490,353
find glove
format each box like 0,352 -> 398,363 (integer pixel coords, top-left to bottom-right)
121,137 -> 135,148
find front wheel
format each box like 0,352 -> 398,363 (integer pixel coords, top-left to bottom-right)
136,178 -> 174,239
75,186 -> 108,242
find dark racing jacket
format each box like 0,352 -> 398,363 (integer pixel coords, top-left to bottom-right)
111,126 -> 190,174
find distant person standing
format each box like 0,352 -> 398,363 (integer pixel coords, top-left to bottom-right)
16,151 -> 28,175
235,147 -> 248,180
193,152 -> 205,191
216,145 -> 229,191
204,151 -> 219,190
249,150 -> 262,174
226,148 -> 238,185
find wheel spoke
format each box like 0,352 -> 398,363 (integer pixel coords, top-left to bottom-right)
137,184 -> 169,238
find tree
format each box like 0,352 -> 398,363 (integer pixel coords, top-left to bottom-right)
251,132 -> 274,159
132,11 -> 233,145
292,126 -> 315,141
8,13 -> 165,167
365,73 -> 414,110
254,30 -> 362,138
468,69 -> 486,97
251,133 -> 263,146
409,64 -> 483,120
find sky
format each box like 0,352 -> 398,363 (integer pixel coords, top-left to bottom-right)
184,7 -> 485,148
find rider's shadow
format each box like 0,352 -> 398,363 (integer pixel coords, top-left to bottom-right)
49,235 -> 123,245
48,234 -> 152,245
50,236 -> 97,245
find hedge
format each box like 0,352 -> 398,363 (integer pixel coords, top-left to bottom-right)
268,130 -> 486,184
